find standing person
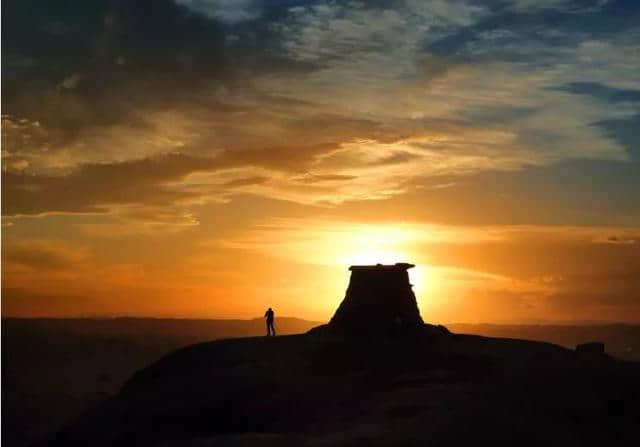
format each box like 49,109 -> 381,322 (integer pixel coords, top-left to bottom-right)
264,307 -> 276,336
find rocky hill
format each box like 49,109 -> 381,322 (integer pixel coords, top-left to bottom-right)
38,265 -> 640,446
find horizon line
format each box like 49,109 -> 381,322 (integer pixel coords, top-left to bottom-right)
2,315 -> 639,326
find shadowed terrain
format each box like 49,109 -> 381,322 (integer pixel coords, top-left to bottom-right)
37,326 -> 640,446
3,318 -> 640,446
1,317 -> 319,447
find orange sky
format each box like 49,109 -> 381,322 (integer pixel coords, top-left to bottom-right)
2,1 -> 640,323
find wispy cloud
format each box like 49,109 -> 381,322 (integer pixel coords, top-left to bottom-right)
4,1 -> 639,217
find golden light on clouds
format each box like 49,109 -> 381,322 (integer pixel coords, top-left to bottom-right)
2,0 -> 640,323
216,219 -> 503,317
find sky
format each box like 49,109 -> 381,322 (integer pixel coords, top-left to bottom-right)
2,0 -> 640,323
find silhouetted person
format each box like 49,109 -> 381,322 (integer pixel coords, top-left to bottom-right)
264,307 -> 276,336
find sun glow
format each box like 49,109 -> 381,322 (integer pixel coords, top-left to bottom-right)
333,226 -> 435,298
340,250 -> 410,267
223,219 -> 459,314
336,225 -> 418,266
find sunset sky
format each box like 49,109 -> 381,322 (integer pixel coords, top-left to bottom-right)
2,0 -> 639,323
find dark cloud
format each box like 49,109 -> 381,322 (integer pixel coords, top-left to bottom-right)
367,151 -> 422,166
3,1 -> 225,125
554,82 -> 640,103
595,114 -> 640,160
1,141 -> 341,216
425,0 -> 640,62
1,153 -> 217,216
606,235 -> 637,244
1,0 -> 316,141
175,0 -> 263,24
4,0 -> 637,208
2,240 -> 87,270
213,142 -> 339,172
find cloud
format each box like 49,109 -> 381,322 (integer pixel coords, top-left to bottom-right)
1,153 -> 218,217
506,0 -> 588,12
58,73 -> 83,90
367,151 -> 423,166
293,173 -> 358,184
223,176 -> 269,187
4,1 -> 640,322
554,82 -> 640,103
73,207 -> 201,237
3,0 -> 639,219
3,239 -> 89,270
604,235 -> 637,245
174,0 -> 262,24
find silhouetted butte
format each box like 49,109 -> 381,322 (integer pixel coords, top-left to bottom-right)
38,263 -> 640,447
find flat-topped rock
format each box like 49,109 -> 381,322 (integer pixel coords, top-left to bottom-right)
329,263 -> 424,333
349,263 -> 415,271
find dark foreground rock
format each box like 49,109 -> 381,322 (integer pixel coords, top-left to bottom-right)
39,324 -> 640,447
576,341 -> 606,355
37,265 -> 640,446
329,263 -> 423,333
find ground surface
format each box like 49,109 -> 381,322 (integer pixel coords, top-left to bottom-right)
37,324 -> 640,447
4,319 -> 640,446
1,317 -> 318,447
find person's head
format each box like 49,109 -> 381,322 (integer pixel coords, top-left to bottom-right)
268,307 -> 272,311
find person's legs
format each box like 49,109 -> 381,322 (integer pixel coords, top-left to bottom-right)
266,320 -> 271,336
268,320 -> 275,336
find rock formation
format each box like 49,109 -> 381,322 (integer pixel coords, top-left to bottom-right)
328,263 -> 424,333
37,263 -> 640,447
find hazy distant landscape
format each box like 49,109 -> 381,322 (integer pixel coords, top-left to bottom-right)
3,317 -> 640,446
448,323 -> 640,362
